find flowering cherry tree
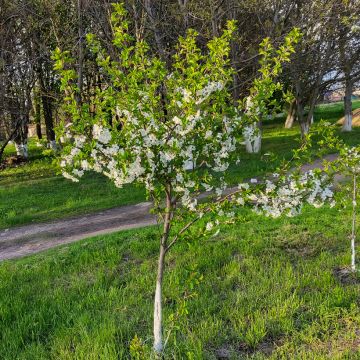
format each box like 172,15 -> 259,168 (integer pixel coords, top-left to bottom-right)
53,4 -> 335,354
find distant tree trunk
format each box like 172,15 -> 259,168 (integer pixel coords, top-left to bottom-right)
34,95 -> 42,140
305,92 -> 318,130
244,121 -> 262,153
42,94 -> 56,149
178,0 -> 189,33
210,4 -> 219,37
133,3 -> 146,41
38,66 -> 56,149
296,82 -> 315,139
76,0 -> 84,105
342,77 -> 353,132
296,100 -> 309,138
144,0 -> 167,63
0,122 -> 20,162
244,96 -> 262,153
12,93 -> 30,159
285,100 -> 296,128
14,118 -> 29,159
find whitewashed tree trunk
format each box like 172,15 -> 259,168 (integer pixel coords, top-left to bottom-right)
49,140 -> 57,151
342,78 -> 353,132
351,174 -> 357,271
183,153 -> 195,170
244,96 -> 262,154
22,143 -> 28,158
244,123 -> 261,154
300,121 -> 310,136
154,244 -> 165,353
343,114 -> 353,132
15,143 -> 28,158
153,188 -> 171,354
15,143 -> 22,156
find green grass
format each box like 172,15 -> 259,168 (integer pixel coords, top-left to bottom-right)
1,100 -> 360,229
2,101 -> 360,358
0,141 -> 145,229
1,205 -> 359,359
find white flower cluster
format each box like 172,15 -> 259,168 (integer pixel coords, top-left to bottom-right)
340,146 -> 360,174
250,170 -> 334,218
60,79 -> 240,216
195,81 -> 224,104
93,124 -> 112,144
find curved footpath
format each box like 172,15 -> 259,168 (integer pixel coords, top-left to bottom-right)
0,202 -> 155,261
0,154 -> 340,261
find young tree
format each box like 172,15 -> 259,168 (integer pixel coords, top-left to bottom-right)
336,145 -> 360,271
54,4 -> 335,354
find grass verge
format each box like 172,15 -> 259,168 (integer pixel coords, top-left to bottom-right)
0,204 -> 359,359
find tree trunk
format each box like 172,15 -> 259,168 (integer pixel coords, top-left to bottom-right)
285,100 -> 296,128
342,77 -> 353,132
153,187 -> 172,353
0,125 -> 19,162
296,99 -> 310,139
77,0 -> 84,105
299,120 -> 310,138
154,243 -> 166,353
178,0 -> 189,32
41,94 -> 56,146
37,62 -> 55,147
351,174 -> 357,271
34,96 -> 42,140
144,0 -> 167,63
244,122 -> 262,153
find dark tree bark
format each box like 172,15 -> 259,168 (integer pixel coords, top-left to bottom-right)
42,94 -> 55,143
285,99 -> 296,128
77,0 -> 84,105
33,94 -> 42,140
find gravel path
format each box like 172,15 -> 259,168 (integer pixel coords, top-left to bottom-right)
0,154 -> 342,261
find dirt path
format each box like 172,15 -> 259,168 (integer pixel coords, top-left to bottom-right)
0,202 -> 156,261
0,154 -> 342,261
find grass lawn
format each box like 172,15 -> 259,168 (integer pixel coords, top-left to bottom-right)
0,204 -> 359,359
1,100 -> 360,229
0,142 -> 146,229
